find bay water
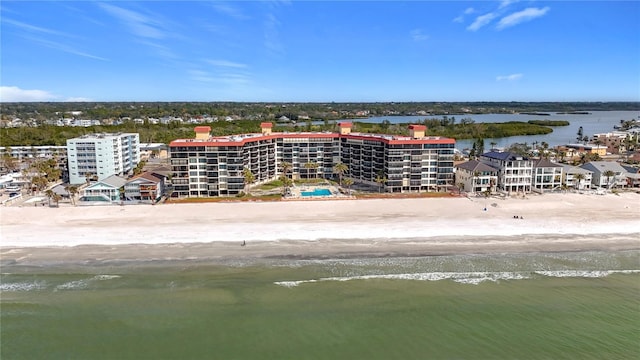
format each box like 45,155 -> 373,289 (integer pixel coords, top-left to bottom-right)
2,249 -> 639,359
343,110 -> 639,150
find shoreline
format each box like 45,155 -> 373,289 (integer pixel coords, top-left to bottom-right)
2,234 -> 639,267
2,193 -> 639,264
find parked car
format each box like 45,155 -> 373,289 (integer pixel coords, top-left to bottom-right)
9,192 -> 20,198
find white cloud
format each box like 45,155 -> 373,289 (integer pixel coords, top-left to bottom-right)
410,29 -> 429,42
467,12 -> 498,31
496,73 -> 523,81
65,97 -> 93,102
99,3 -> 166,39
497,7 -> 550,30
453,7 -> 475,23
23,35 -> 108,61
210,2 -> 249,20
0,86 -> 58,102
205,60 -> 248,68
264,12 -> 284,56
499,0 -> 519,10
2,18 -> 73,38
189,70 -> 216,83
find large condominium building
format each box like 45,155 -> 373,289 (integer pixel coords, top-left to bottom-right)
169,123 -> 455,198
67,133 -> 140,184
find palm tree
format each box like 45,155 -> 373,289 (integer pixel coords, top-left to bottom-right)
66,185 -> 78,206
119,186 -> 126,204
573,173 -> 585,190
303,162 -> 318,180
45,189 -> 54,207
333,162 -> 348,186
342,177 -> 354,195
602,170 -> 615,189
375,174 -> 387,193
457,182 -> 465,195
242,167 -> 255,195
279,161 -> 292,195
489,141 -> 497,151
52,193 -> 62,207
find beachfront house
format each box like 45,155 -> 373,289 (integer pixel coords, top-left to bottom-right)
479,151 -> 533,193
532,159 -> 563,193
560,164 -> 593,190
454,160 -> 498,194
621,165 -> 640,188
580,161 -> 628,189
81,175 -> 127,202
124,172 -> 164,202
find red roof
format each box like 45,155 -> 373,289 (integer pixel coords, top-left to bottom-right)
338,122 -> 353,128
194,126 -> 211,133
169,131 -> 454,147
260,122 -> 273,128
408,124 -> 426,130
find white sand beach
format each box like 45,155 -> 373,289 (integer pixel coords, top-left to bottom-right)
1,193 -> 639,263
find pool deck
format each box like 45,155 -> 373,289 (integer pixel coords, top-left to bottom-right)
284,184 -> 353,201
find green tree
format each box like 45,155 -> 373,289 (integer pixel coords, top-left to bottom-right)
574,172 -> 585,190
303,161 -> 318,180
602,170 -> 615,189
342,177 -> 354,195
65,185 -> 78,206
242,167 -> 255,195
333,162 -> 348,186
374,173 -> 387,193
45,189 -> 55,207
52,192 -> 62,207
576,126 -> 584,143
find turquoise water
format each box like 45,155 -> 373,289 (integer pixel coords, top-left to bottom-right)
301,188 -> 332,197
2,250 -> 639,359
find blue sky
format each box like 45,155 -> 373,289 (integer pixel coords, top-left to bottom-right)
1,1 -> 639,102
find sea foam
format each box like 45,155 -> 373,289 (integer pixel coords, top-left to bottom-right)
274,269 -> 640,287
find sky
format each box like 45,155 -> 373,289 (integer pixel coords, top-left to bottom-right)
1,1 -> 639,102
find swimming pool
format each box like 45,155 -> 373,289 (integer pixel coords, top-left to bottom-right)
301,188 -> 332,197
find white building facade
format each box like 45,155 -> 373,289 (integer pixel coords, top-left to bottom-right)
480,151 -> 533,193
67,133 -> 140,184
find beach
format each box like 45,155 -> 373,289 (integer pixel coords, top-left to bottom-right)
1,192 -> 639,263
3,193 -> 640,359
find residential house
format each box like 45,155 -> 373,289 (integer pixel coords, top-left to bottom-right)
621,165 -> 640,188
454,160 -> 498,194
560,164 -> 593,190
479,151 -> 533,193
580,161 -> 628,189
532,158 -> 563,193
124,172 -> 164,202
81,175 -> 127,202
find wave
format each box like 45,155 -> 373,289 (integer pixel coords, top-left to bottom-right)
0,281 -> 47,292
55,274 -> 121,291
274,269 -> 640,287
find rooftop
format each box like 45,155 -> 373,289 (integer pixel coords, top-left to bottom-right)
169,125 -> 455,147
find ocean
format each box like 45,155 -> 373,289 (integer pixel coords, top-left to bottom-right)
1,249 -> 639,359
